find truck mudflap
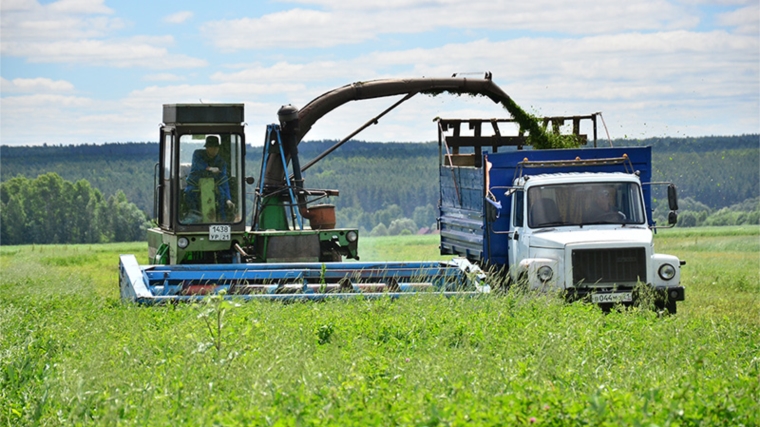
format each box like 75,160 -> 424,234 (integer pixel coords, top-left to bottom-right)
119,255 -> 490,304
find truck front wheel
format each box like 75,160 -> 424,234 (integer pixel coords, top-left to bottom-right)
656,299 -> 677,315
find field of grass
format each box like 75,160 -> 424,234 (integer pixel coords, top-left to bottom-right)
1,226 -> 758,426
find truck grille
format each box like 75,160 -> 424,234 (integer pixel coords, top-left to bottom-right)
572,248 -> 646,286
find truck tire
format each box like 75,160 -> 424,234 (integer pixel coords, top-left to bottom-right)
656,300 -> 677,315
665,300 -> 677,315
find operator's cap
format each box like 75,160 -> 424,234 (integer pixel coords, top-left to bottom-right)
205,135 -> 220,147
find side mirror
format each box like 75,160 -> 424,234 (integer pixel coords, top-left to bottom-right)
668,211 -> 678,226
485,196 -> 502,221
667,184 -> 678,211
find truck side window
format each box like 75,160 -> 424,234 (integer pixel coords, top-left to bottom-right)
513,190 -> 524,227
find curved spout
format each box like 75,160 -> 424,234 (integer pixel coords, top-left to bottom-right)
262,76 -> 548,190
296,77 -> 538,143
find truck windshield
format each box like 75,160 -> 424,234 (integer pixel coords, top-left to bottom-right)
178,133 -> 243,225
527,182 -> 645,228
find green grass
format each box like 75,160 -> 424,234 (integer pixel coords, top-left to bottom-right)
1,228 -> 758,426
358,234 -> 453,262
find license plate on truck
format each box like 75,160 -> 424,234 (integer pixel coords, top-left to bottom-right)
209,225 -> 230,241
592,292 -> 633,303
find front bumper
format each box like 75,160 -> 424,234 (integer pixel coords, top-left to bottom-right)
565,285 -> 685,305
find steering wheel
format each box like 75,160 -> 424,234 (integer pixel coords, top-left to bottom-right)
600,211 -> 626,222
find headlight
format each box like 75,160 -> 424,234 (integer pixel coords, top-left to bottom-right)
537,265 -> 553,282
346,230 -> 358,243
658,263 -> 676,280
177,237 -> 189,249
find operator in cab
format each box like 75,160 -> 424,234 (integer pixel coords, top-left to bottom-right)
585,186 -> 625,223
184,135 -> 234,222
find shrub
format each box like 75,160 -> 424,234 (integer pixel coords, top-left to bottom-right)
677,211 -> 698,227
387,218 -> 417,236
370,223 -> 388,236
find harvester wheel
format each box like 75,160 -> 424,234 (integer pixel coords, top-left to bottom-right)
320,249 -> 342,262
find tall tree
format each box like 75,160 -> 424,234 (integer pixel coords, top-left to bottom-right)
0,173 -> 148,245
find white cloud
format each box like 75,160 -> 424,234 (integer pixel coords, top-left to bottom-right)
0,93 -> 108,145
2,38 -> 207,68
2,93 -> 93,108
124,82 -> 308,109
1,77 -> 75,93
213,30 -> 758,99
1,1 -> 757,145
10,27 -> 754,144
209,61 -> 375,84
0,0 -> 204,68
1,0 -> 121,43
201,0 -> 701,50
164,11 -> 193,24
47,0 -> 113,14
677,0 -> 753,5
143,73 -> 186,82
201,9 -> 341,50
716,3 -> 760,34
0,0 -> 36,12
0,0 -> 112,14
204,29 -> 758,141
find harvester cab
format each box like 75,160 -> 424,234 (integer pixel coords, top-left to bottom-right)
151,104 -> 247,265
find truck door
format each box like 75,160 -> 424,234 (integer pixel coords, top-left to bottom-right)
508,189 -> 527,275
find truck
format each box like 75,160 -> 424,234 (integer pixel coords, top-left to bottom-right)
120,75 -> 684,312
437,116 -> 685,313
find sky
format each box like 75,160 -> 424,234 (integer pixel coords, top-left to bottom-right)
1,0 -> 758,146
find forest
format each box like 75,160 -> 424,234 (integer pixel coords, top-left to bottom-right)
0,173 -> 149,245
1,134 -> 758,244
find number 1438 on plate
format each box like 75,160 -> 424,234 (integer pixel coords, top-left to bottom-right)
209,225 -> 230,241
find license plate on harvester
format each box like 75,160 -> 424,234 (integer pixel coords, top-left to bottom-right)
209,225 -> 230,241
592,292 -> 633,303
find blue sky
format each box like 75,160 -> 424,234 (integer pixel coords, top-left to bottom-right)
1,0 -> 758,146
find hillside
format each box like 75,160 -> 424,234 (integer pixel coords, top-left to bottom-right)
1,135 -> 758,227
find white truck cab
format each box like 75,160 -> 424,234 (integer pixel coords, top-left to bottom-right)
507,172 -> 683,312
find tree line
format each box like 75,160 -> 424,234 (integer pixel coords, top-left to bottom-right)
1,173 -> 149,245
1,135 -> 758,242
652,196 -> 760,228
3,136 -> 757,215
